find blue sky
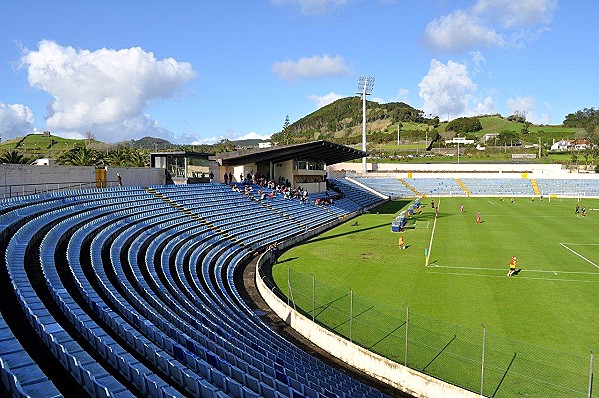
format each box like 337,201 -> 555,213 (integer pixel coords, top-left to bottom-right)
0,0 -> 596,144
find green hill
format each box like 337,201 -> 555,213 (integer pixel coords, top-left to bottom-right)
272,97 -> 432,145
272,98 -> 585,150
0,133 -> 89,157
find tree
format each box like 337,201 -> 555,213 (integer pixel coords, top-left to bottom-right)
521,121 -> 532,134
57,146 -> 104,166
85,130 -> 96,146
508,110 -> 527,123
107,147 -> 147,167
0,150 -> 31,164
446,117 -> 483,133
212,139 -> 235,154
273,115 -> 293,145
496,130 -> 520,146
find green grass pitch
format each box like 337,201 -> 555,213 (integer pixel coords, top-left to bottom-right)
272,197 -> 599,397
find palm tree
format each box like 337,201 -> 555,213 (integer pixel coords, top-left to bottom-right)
127,149 -> 148,167
57,146 -> 104,166
0,150 -> 32,164
107,147 -> 148,167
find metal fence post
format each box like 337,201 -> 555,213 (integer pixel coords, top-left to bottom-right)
589,349 -> 594,398
349,287 -> 353,343
287,263 -> 290,306
311,273 -> 315,322
405,306 -> 409,367
481,323 -> 486,397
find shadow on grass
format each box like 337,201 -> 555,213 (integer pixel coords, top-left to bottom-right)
371,200 -> 412,215
314,293 -> 348,319
492,352 -> 517,397
309,223 -> 390,244
368,321 -> 406,350
421,335 -> 457,372
331,305 -> 376,331
276,257 -> 298,264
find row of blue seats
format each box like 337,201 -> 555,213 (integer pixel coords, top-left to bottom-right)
350,177 -> 599,197
0,313 -> 62,398
1,183 -> 389,397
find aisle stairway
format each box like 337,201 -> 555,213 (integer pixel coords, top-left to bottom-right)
398,179 -> 421,196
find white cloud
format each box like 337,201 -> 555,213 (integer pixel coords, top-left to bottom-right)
308,92 -> 344,109
270,0 -> 348,15
239,131 -> 272,140
473,0 -> 557,28
0,102 -> 35,139
390,88 -> 410,103
418,59 -> 495,119
507,96 -> 550,124
273,54 -> 352,81
475,96 -> 495,115
423,11 -> 504,53
423,0 -> 556,53
190,130 -> 271,146
418,59 -> 477,119
470,50 -> 486,74
20,40 -> 196,143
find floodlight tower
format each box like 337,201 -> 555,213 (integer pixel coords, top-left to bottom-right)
356,76 -> 375,174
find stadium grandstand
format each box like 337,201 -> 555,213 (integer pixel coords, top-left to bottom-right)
3,140 -> 599,398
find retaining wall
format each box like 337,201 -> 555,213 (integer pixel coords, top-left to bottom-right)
256,251 -> 482,398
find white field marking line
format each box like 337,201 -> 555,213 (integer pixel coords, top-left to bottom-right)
427,271 -> 599,283
560,243 -> 599,246
429,264 -> 599,275
487,200 -> 495,205
560,243 -> 599,269
426,198 -> 439,262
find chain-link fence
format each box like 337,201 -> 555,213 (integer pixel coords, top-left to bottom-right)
283,267 -> 595,398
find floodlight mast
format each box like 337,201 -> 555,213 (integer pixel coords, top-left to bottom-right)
356,77 -> 375,174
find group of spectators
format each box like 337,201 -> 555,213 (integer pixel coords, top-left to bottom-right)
224,171 -> 347,207
229,177 -> 312,204
314,191 -> 343,206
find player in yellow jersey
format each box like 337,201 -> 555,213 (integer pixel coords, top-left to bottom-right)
507,256 -> 516,277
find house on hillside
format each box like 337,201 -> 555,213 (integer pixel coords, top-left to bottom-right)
574,140 -> 591,151
550,139 -> 593,151
550,139 -> 574,151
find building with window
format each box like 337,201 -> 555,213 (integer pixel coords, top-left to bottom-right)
213,140 -> 366,192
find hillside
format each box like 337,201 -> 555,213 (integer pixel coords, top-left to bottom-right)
271,98 -> 586,150
0,133 -> 91,158
272,97 -> 432,145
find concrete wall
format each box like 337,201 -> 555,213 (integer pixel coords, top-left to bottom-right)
256,252 -> 481,398
0,164 -> 166,198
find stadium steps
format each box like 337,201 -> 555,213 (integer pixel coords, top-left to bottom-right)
531,179 -> 541,195
145,187 -> 251,248
252,196 -> 311,231
455,178 -> 471,196
398,179 -> 421,196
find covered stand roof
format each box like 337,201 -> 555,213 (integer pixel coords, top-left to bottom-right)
214,140 -> 367,166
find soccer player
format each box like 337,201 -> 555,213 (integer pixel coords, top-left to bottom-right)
576,205 -> 580,214
582,207 -> 586,217
398,236 -> 405,250
508,256 -> 517,277
460,204 -> 464,213
476,211 -> 481,224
